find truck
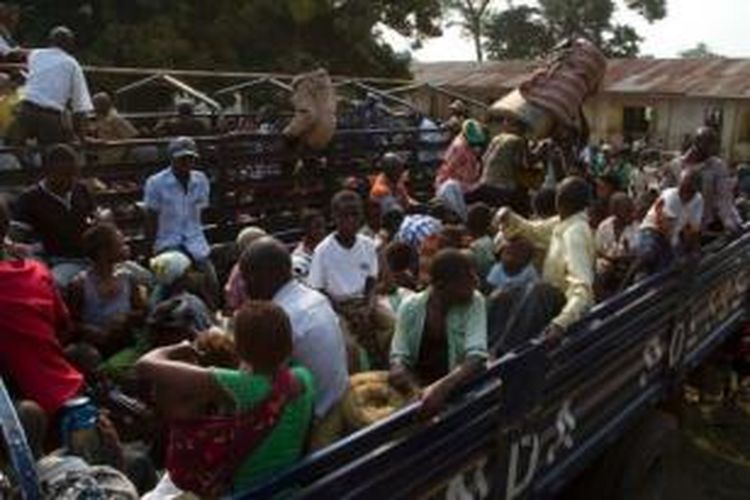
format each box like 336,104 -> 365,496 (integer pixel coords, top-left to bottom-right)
0,129 -> 747,500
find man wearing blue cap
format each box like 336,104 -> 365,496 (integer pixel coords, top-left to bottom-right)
144,137 -> 218,306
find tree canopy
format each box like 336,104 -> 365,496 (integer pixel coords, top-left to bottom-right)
485,0 -> 667,60
11,0 -> 446,77
484,5 -> 554,60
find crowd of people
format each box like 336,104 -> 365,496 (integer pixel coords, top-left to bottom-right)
0,14 -> 749,500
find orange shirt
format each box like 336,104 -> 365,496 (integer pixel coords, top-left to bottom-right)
369,173 -> 413,210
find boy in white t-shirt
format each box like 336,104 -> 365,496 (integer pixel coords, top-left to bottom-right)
308,190 -> 393,367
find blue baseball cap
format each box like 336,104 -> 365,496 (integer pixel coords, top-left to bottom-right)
168,136 -> 199,159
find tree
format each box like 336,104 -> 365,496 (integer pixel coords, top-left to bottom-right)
444,0 -> 493,62
484,6 -> 554,60
604,24 -> 642,58
679,42 -> 721,59
485,0 -> 666,60
12,0 -> 446,77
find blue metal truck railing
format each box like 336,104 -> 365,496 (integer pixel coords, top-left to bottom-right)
236,228 -> 750,500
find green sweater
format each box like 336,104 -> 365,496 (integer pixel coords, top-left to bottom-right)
390,289 -> 489,371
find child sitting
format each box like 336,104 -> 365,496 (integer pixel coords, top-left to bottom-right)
486,237 -> 538,293
378,241 -> 417,316
384,241 -> 417,291
292,210 -> 326,280
466,203 -> 496,282
308,190 -> 392,368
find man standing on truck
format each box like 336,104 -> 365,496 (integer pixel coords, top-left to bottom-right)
466,116 -> 531,214
492,177 -> 595,349
629,170 -> 704,281
8,26 -> 93,146
668,127 -> 741,235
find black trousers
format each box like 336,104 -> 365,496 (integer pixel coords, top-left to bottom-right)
7,101 -> 73,146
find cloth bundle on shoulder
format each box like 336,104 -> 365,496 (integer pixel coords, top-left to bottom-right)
283,68 -> 337,150
490,38 -> 607,138
520,38 -> 607,131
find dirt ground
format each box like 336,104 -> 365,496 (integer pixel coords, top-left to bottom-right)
666,403 -> 750,500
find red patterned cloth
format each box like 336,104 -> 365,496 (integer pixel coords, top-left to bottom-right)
435,135 -> 481,193
166,368 -> 299,498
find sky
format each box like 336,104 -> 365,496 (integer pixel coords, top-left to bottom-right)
384,0 -> 750,61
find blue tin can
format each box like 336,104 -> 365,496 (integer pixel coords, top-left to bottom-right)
60,397 -> 100,462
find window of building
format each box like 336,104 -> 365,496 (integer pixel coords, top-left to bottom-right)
622,106 -> 652,142
704,106 -> 724,134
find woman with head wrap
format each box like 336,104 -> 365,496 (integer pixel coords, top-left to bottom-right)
436,179 -> 468,223
149,250 -> 215,313
434,119 -> 487,194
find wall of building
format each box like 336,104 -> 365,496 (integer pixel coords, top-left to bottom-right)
584,95 -> 750,162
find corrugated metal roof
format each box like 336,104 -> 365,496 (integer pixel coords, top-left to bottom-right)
413,59 -> 750,100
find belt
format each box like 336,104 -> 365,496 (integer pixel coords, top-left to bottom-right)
21,100 -> 63,116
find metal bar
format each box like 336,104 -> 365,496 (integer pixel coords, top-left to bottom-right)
347,81 -> 421,112
113,73 -> 222,111
387,82 -> 489,110
113,73 -> 164,95
0,378 -> 39,500
0,63 -> 414,86
161,74 -> 222,111
213,77 -> 267,96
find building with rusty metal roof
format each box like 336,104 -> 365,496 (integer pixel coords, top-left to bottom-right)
411,59 -> 750,161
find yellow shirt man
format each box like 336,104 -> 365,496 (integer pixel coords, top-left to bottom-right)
499,209 -> 595,330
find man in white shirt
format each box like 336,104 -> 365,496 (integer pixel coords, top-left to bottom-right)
240,236 -> 349,449
144,137 -> 219,306
308,190 -> 394,367
10,26 -> 93,145
664,127 -> 741,235
641,170 -> 703,250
